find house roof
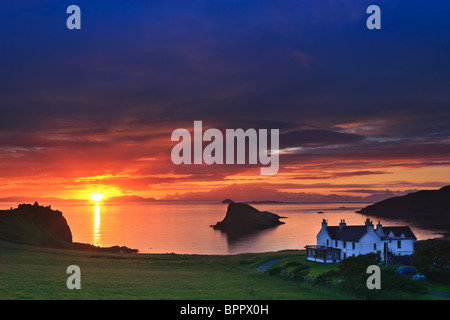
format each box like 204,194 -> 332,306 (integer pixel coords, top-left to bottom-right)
325,224 -> 417,242
382,226 -> 417,240
326,226 -> 368,242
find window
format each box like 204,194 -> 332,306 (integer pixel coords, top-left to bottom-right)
326,239 -> 329,246
397,240 -> 401,249
374,243 -> 377,250
335,240 -> 338,247
352,242 -> 355,250
343,241 -> 346,249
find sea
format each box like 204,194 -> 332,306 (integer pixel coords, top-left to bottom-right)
1,201 -> 444,255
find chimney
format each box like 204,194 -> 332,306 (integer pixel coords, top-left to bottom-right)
339,219 -> 346,229
375,220 -> 383,236
321,219 -> 328,230
365,218 -> 374,231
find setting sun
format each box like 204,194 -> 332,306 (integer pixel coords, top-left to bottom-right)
90,192 -> 104,202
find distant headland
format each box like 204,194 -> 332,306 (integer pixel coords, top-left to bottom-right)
357,186 -> 450,233
221,199 -> 284,204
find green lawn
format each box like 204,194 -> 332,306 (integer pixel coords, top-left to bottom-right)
1,240 -> 448,300
0,241 -> 340,300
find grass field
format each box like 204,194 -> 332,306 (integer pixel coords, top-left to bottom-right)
0,240 -> 343,300
0,240 -> 447,300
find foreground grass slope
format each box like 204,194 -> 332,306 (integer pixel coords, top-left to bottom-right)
1,240 -> 448,300
0,240 -> 340,300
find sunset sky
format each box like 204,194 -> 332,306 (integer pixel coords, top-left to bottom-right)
0,1 -> 449,202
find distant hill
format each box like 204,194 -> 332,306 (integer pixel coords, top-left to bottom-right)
104,195 -> 157,203
245,200 -> 284,204
357,186 -> 450,215
357,186 -> 450,232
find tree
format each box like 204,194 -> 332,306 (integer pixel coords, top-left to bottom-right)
413,238 -> 450,283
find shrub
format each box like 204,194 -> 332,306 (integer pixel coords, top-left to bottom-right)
267,266 -> 283,276
313,269 -> 340,286
291,265 -> 310,282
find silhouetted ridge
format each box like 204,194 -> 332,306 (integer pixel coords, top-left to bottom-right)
0,202 -> 72,248
357,186 -> 450,215
356,186 -> 450,232
0,202 -> 139,252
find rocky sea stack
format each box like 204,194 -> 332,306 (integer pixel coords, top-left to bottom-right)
211,202 -> 286,233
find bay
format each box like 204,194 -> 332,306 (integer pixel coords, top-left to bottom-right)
1,201 -> 444,254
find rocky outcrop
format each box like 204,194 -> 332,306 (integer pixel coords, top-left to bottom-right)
0,202 -> 72,248
0,202 -> 140,252
211,202 -> 285,233
72,242 -> 139,253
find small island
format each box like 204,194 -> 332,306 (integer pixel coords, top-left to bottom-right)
211,202 -> 286,233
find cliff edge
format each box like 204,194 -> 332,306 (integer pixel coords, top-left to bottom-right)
0,202 -> 72,248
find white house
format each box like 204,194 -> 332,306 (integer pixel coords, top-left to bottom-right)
305,218 -> 417,263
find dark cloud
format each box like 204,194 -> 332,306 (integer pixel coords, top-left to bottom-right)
0,1 -> 449,197
280,129 -> 365,149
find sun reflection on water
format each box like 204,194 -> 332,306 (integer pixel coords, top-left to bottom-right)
93,204 -> 101,246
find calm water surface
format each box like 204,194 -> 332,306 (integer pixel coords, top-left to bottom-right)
2,201 -> 444,254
